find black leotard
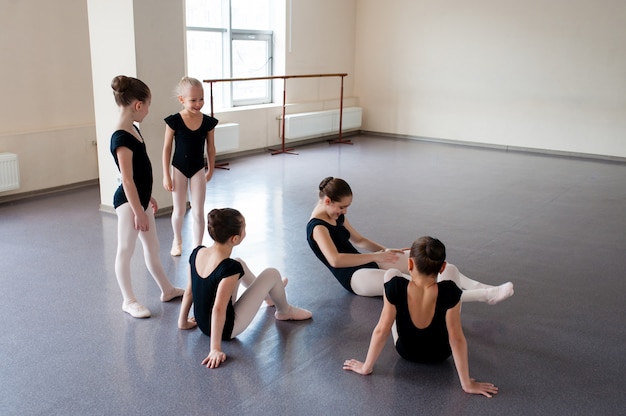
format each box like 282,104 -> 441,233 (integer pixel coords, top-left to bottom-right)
110,127 -> 152,210
306,214 -> 378,293
165,113 -> 218,178
385,276 -> 462,363
190,246 -> 243,340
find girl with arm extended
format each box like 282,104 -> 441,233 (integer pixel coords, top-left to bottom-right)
307,176 -> 514,303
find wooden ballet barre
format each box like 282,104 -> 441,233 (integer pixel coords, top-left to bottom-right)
203,73 -> 351,155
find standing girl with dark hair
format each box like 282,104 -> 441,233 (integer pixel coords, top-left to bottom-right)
307,176 -> 514,302
110,75 -> 184,318
179,208 -> 312,369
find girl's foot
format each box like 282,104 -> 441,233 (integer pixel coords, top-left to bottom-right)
122,301 -> 151,318
275,305 -> 312,321
487,282 -> 514,305
265,278 -> 289,307
170,239 -> 182,256
161,287 -> 185,302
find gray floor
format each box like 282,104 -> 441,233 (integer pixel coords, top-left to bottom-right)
1,135 -> 625,416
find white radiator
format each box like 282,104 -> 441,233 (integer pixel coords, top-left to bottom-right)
0,153 -> 20,192
284,107 -> 362,140
214,123 -> 240,153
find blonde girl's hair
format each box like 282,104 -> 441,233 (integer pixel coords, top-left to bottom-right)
176,76 -> 203,97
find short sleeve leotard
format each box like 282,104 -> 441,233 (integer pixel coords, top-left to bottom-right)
189,246 -> 244,340
164,113 -> 219,178
384,276 -> 462,363
306,214 -> 378,293
109,127 -> 153,210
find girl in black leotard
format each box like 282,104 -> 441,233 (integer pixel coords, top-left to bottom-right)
307,177 -> 514,302
110,75 -> 184,318
178,208 -> 312,369
162,77 -> 218,257
343,236 -> 499,398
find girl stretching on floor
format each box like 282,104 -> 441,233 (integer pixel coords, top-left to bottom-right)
179,208 -> 312,369
343,236 -> 499,398
307,177 -> 514,302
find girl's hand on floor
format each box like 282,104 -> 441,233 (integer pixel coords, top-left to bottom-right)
342,359 -> 372,376
462,379 -> 499,398
202,349 -> 226,369
179,317 -> 197,330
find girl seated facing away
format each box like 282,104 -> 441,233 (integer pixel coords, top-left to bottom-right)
343,236 -> 499,398
179,208 -> 312,369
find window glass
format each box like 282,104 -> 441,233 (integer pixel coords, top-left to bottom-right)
186,0 -> 223,28
186,0 -> 275,108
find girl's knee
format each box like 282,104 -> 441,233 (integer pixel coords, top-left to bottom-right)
384,268 -> 402,283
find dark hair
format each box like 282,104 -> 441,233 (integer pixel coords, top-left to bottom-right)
318,177 -> 352,202
409,236 -> 446,276
207,208 -> 244,243
111,75 -> 151,107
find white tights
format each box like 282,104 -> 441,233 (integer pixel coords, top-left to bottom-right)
350,250 -> 501,303
115,203 -> 177,304
228,259 -> 291,339
171,167 -> 206,247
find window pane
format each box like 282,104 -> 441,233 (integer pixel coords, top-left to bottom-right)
186,0 -> 223,28
232,37 -> 271,104
231,0 -> 271,29
186,30 -> 225,108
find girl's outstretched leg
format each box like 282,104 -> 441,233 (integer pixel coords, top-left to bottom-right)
438,263 -> 514,304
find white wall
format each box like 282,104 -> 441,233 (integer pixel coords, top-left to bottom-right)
354,0 -> 626,157
3,0 -> 624,201
0,0 -> 358,203
0,0 -> 97,196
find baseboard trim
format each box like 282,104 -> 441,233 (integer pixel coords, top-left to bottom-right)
360,131 -> 626,164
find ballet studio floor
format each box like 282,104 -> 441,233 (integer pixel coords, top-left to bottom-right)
1,134 -> 624,415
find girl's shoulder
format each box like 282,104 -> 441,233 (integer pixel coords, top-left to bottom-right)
202,114 -> 219,130
437,280 -> 462,308
111,129 -> 142,150
164,112 -> 183,128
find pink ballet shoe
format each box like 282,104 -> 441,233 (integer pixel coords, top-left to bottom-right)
274,306 -> 312,321
122,301 -> 151,318
170,239 -> 182,256
161,287 -> 185,302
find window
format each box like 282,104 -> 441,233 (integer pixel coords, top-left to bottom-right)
185,0 -> 276,109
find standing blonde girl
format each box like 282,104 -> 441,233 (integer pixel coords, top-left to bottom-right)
110,75 -> 184,318
162,77 -> 218,256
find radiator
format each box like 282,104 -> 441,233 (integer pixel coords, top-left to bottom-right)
214,123 -> 240,153
284,107 -> 362,140
0,153 -> 20,192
